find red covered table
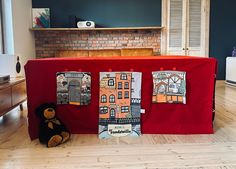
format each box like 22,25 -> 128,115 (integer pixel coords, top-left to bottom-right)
25,56 -> 217,140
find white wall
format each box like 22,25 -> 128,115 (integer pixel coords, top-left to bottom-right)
11,0 -> 35,76
0,54 -> 19,77
1,0 -> 35,77
0,1 -> 3,53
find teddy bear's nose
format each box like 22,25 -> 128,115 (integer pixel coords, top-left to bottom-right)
48,108 -> 53,112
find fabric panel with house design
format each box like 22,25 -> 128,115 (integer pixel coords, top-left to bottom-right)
56,72 -> 91,105
99,72 -> 142,139
152,71 -> 186,104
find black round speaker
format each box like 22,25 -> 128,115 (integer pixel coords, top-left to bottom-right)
16,56 -> 21,73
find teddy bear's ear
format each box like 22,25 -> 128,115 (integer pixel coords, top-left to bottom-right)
35,103 -> 56,119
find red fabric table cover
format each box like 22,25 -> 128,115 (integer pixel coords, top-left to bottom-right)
25,56 -> 217,140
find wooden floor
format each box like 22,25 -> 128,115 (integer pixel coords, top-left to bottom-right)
0,81 -> 236,169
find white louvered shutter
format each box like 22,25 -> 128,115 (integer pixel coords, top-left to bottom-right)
187,0 -> 202,56
166,0 -> 208,57
167,0 -> 185,55
169,0 -> 183,48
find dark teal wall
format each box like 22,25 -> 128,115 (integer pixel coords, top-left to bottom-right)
210,0 -> 236,79
32,0 -> 162,28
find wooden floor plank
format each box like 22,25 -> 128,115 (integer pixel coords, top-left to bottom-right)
0,81 -> 236,169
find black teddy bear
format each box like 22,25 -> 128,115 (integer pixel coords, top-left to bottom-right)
36,103 -> 70,147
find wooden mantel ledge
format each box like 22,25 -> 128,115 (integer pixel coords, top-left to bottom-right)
30,26 -> 163,31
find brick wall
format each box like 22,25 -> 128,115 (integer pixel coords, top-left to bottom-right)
35,29 -> 161,58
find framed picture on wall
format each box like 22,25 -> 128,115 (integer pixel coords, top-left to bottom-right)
32,8 -> 50,28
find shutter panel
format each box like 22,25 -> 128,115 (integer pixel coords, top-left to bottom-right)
169,0 -> 183,48
189,0 -> 201,47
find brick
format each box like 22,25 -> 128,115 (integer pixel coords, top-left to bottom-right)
35,30 -> 161,58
